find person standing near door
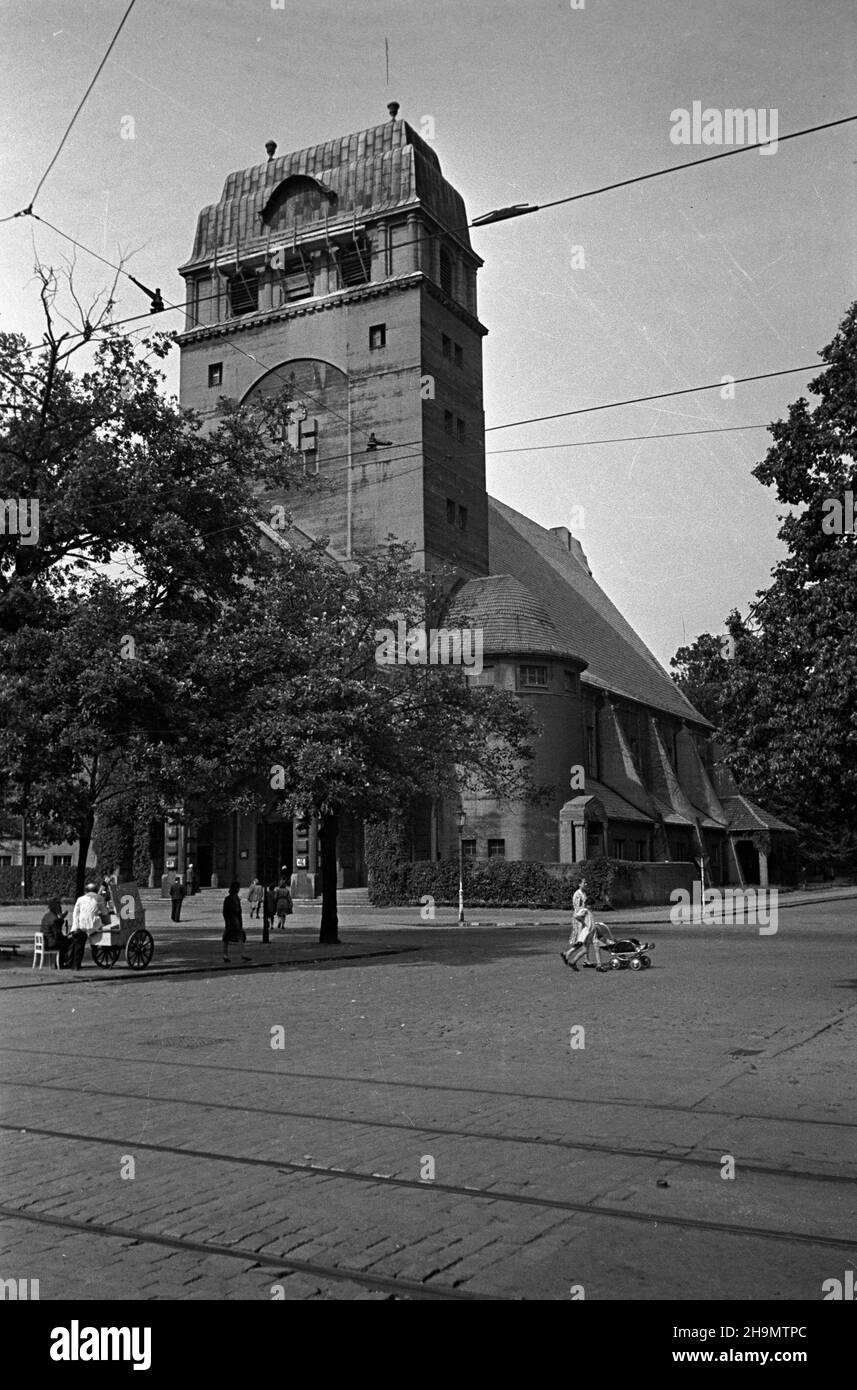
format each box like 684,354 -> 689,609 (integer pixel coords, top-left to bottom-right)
170,874 -> 185,922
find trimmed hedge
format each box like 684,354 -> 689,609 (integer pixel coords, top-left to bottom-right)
0,864 -> 78,905
367,854 -> 618,909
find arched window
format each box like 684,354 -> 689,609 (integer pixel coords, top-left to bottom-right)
262,175 -> 336,233
439,247 -> 454,297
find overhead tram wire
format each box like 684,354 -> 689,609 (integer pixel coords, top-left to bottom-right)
486,366 -> 819,433
23,0 -> 139,215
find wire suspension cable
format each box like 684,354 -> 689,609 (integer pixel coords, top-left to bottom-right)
27,0 -> 139,212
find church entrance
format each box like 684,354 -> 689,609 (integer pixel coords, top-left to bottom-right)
258,818 -> 292,887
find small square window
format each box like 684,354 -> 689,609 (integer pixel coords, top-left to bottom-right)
369,323 -> 386,350
461,839 -> 477,859
208,363 -> 223,388
563,670 -> 578,692
444,409 -> 454,436
487,839 -> 505,859
457,505 -> 468,530
454,343 -> 463,368
446,498 -> 456,524
456,417 -> 466,442
442,334 -> 452,359
519,664 -> 548,689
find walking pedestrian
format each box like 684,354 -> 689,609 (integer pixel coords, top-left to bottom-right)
186,862 -> 198,895
169,874 -> 185,922
248,878 -> 264,919
561,878 -> 609,972
222,880 -> 250,964
275,878 -> 293,930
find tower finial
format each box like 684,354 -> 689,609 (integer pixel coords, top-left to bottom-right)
387,101 -> 400,121
265,140 -> 277,160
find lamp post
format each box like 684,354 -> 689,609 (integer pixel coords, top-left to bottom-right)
457,807 -> 466,925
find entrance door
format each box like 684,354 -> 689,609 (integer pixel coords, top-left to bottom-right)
258,820 -> 292,887
736,840 -> 760,885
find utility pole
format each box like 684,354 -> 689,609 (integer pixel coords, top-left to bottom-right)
21,810 -> 28,903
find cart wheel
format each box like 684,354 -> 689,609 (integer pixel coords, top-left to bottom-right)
126,929 -> 154,970
611,957 -> 622,970
91,946 -> 121,968
630,958 -> 643,970
641,955 -> 652,968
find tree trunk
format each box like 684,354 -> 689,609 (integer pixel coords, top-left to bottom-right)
318,809 -> 339,945
75,816 -> 94,899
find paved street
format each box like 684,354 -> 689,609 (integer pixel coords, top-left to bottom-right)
1,891 -> 855,1300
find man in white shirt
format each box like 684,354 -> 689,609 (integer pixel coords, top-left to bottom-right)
66,882 -> 103,970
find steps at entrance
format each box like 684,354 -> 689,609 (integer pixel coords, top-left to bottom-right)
336,888 -> 370,905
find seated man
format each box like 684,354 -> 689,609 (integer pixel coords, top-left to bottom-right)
40,898 -> 67,965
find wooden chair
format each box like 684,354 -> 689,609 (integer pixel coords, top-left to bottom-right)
32,931 -> 60,970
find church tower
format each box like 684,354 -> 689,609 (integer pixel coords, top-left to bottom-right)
177,106 -> 489,578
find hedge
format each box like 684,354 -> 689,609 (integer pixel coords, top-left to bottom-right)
367,854 -> 618,909
0,864 -> 78,904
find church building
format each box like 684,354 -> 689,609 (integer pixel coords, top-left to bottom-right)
172,107 -> 795,894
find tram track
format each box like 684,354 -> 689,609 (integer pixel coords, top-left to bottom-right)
0,1204 -> 493,1301
1,1075 -> 853,1187
2,1045 -> 854,1129
2,1121 -> 855,1252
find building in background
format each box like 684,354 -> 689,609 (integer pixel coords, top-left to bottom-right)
172,108 -> 795,893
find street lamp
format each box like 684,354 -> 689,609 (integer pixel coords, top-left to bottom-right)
457,807 -> 467,925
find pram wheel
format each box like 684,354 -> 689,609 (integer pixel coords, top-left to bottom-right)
630,958 -> 643,970
611,957 -> 622,970
641,955 -> 651,968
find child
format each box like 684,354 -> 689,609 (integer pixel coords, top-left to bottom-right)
247,878 -> 264,919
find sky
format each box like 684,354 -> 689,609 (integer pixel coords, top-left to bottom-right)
1,0 -> 855,667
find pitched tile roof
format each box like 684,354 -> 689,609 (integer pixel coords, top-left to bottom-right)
182,120 -> 472,269
487,498 -> 710,726
721,795 -> 797,834
447,575 -> 583,659
584,780 -> 655,824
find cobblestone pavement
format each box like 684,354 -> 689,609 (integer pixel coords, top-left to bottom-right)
1,896 -> 855,1300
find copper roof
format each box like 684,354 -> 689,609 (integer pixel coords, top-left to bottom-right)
447,574 -> 584,660
182,120 -> 473,269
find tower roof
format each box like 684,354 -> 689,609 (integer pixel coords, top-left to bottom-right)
181,119 -> 474,271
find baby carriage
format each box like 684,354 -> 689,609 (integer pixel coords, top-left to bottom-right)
600,934 -> 654,971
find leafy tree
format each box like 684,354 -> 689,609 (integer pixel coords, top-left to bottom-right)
205,542 -> 539,943
0,269 -> 308,887
671,302 -> 857,873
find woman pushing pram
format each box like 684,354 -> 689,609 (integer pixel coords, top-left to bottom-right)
561,878 -> 615,972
